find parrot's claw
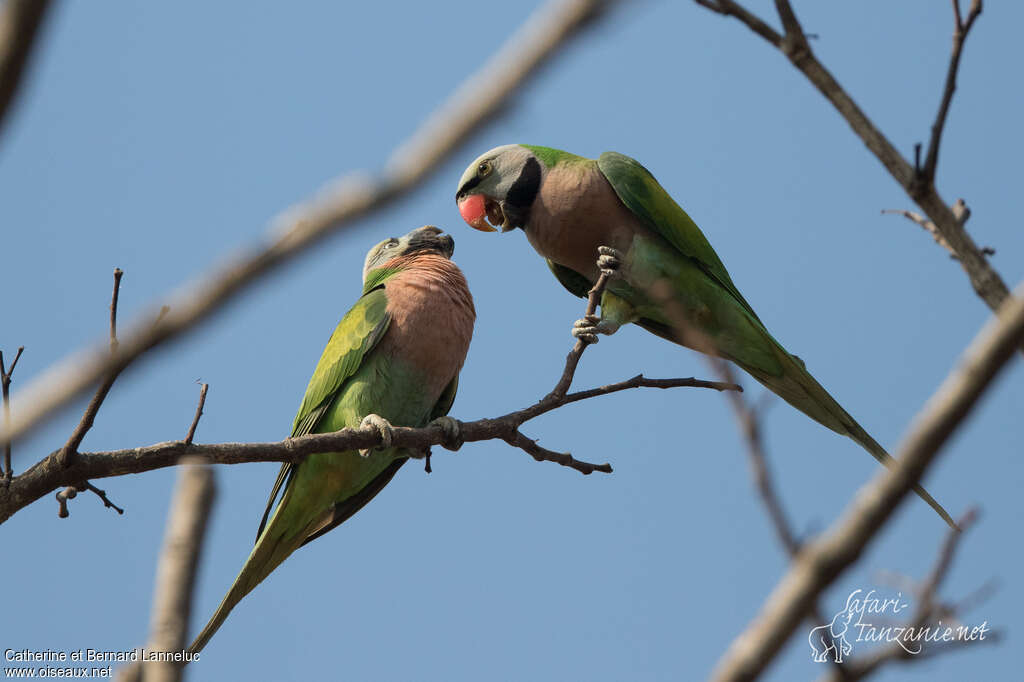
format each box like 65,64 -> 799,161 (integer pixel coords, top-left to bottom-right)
572,315 -> 601,344
572,314 -> 621,343
358,413 -> 394,457
430,416 -> 464,451
596,246 -> 623,277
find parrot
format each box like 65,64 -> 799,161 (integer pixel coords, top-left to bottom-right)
188,225 -> 476,653
455,144 -> 955,529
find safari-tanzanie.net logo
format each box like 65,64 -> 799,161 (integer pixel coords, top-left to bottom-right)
807,588 -> 991,663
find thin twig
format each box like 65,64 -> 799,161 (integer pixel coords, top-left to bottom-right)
711,281 -> 1024,682
110,267 -> 123,353
547,267 -> 614,400
920,0 -> 983,183
184,383 -> 208,445
507,430 -> 611,475
881,208 -> 957,258
0,0 -> 619,451
1,346 -> 24,485
0,0 -> 53,141
0,372 -> 736,524
58,268 -> 126,467
55,481 -> 124,518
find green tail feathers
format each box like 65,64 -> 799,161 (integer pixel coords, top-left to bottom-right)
736,342 -> 957,530
188,498 -> 309,654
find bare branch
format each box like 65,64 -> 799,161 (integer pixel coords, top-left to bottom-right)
0,0 -> 618,451
58,268 -> 127,467
55,481 -> 124,518
711,281 -> 1024,681
507,430 -> 611,475
692,1 -> 1014,343
0,372 -> 736,524
110,267 -> 123,353
881,208 -> 957,258
0,0 -> 52,140
184,383 -> 209,446
546,264 -> 615,400
921,0 -> 983,182
1,346 -> 24,484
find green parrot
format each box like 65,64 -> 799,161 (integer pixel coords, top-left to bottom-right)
455,144 -> 954,529
188,225 -> 476,653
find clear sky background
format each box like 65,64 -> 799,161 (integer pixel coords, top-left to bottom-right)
2,1 -> 1021,680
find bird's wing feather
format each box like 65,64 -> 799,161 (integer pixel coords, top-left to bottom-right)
545,259 -> 591,299
597,151 -> 762,325
255,286 -> 392,542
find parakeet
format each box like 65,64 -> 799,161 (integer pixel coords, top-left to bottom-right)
455,144 -> 954,528
188,225 -> 476,653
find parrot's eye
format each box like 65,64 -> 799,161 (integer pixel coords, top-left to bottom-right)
477,160 -> 492,176
383,239 -> 398,249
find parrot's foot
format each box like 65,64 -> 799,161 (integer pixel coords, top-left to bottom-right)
596,246 -> 623,278
572,315 -> 620,344
358,413 -> 394,457
430,416 -> 464,451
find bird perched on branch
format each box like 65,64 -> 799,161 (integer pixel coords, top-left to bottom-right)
189,225 -> 475,653
455,144 -> 954,529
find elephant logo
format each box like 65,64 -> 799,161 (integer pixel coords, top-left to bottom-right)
808,590 -> 859,663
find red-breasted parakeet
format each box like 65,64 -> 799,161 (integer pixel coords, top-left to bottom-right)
189,225 -> 476,653
455,144 -> 953,528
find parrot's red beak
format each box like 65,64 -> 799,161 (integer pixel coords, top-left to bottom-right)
458,194 -> 496,232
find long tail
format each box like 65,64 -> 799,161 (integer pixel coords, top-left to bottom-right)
187,492 -> 309,654
735,342 -> 958,530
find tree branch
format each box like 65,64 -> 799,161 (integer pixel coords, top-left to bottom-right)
118,459 -> 215,682
58,268 -> 125,467
692,1 -> 1015,346
711,281 -> 1024,681
1,346 -> 24,485
183,383 -> 208,446
921,0 -> 983,182
0,0 -> 618,451
817,509 -> 999,681
0,371 -> 736,524
0,0 -> 52,141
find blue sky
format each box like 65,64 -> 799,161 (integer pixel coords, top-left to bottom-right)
2,1 -> 1021,680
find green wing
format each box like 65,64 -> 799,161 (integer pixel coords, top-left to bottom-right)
256,286 -> 392,542
545,259 -> 591,299
597,151 -> 762,325
299,375 -> 460,548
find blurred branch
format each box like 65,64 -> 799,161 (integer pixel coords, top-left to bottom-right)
645,276 -> 850,677
0,0 -> 618,451
0,0 -> 52,140
0,370 -> 737,524
692,1 -> 1017,347
118,459 -> 215,682
1,345 -> 24,484
818,509 -> 1000,682
711,281 -> 1024,681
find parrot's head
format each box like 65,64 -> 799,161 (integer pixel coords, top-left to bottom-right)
362,225 -> 455,283
455,144 -> 542,233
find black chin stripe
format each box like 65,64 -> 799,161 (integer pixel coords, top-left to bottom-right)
456,175 -> 482,199
505,156 -> 540,219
